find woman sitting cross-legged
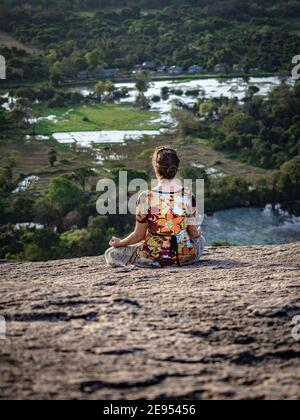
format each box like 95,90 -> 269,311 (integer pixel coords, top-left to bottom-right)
105,146 -> 206,268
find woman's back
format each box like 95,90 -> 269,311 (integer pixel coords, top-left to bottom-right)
135,188 -> 198,267
105,146 -> 205,269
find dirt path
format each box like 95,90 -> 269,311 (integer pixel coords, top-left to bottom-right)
0,31 -> 37,53
0,243 -> 299,400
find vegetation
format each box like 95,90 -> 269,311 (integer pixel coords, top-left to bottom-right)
34,103 -> 161,134
0,1 -> 299,261
0,0 -> 299,83
192,82 -> 299,170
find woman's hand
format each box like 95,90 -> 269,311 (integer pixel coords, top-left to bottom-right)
197,227 -> 203,237
187,225 -> 203,240
108,222 -> 147,249
109,236 -> 123,248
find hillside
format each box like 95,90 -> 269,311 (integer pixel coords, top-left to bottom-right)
0,243 -> 299,400
1,0 -> 300,82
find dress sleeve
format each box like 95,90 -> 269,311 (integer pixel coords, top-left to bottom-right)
136,191 -> 149,224
186,193 -> 198,226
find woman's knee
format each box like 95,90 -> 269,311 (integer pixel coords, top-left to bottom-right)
192,235 -> 206,261
198,236 -> 206,258
105,247 -> 119,267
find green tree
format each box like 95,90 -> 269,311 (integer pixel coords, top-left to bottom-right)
277,156 -> 300,200
134,70 -> 152,109
85,50 -> 103,67
48,148 -> 57,167
172,109 -> 201,137
21,228 -> 59,262
47,176 -> 86,215
181,166 -> 211,195
104,80 -> 116,102
9,106 -> 28,127
0,108 -> 8,126
69,167 -> 95,192
34,196 -> 61,230
223,112 -> 259,135
0,152 -> 20,192
94,81 -> 106,103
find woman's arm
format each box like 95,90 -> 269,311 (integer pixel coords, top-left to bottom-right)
110,221 -> 147,248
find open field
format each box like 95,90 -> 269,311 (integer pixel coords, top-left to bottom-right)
0,130 -> 270,194
0,132 -> 98,191
1,130 -> 270,191
104,134 -> 270,182
34,104 -> 161,135
1,100 -> 270,194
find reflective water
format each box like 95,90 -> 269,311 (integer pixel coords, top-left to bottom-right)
52,130 -> 163,145
70,76 -> 287,123
202,205 -> 300,245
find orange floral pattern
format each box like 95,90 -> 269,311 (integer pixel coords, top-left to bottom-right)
135,189 -> 198,268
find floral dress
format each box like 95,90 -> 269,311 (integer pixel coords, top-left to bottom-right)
135,189 -> 198,268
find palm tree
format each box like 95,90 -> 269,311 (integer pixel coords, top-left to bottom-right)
48,149 -> 57,167
134,70 -> 152,109
10,106 -> 28,128
94,81 -> 106,103
0,152 -> 20,192
104,80 -> 116,102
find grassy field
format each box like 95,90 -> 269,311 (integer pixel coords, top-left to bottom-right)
34,104 -> 161,134
0,128 -> 271,194
101,134 -> 271,182
1,100 -> 271,194
0,130 -> 99,191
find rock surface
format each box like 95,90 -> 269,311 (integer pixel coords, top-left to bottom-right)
0,243 -> 299,400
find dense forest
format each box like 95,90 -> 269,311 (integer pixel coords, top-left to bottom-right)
185,82 -> 300,169
0,0 -> 300,81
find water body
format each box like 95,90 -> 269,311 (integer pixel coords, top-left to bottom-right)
12,205 -> 299,246
60,76 -> 288,143
52,129 -> 163,145
202,205 -> 300,246
70,76 -> 287,124
13,175 -> 40,194
1,76 -> 288,144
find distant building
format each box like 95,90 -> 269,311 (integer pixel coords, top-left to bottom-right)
93,65 -> 105,78
214,64 -> 228,73
134,64 -> 143,70
168,65 -> 183,75
249,67 -> 260,73
142,61 -> 157,71
77,67 -> 121,81
103,68 -> 121,77
188,65 -> 204,74
232,64 -> 245,73
157,65 -> 167,73
77,70 -> 90,80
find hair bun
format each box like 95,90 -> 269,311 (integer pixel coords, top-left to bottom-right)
166,165 -> 178,178
152,146 -> 180,180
